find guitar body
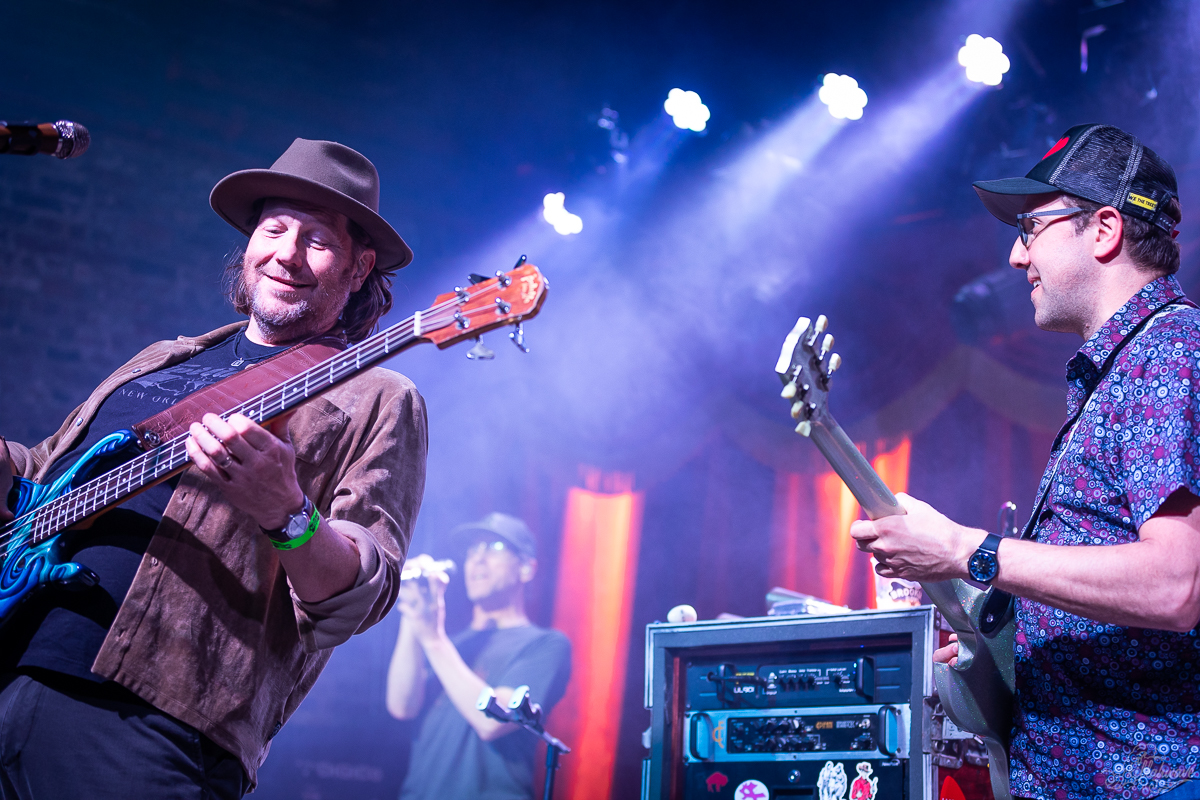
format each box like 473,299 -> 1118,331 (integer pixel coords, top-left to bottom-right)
0,430 -> 143,625
777,317 -> 1014,800
927,580 -> 1015,800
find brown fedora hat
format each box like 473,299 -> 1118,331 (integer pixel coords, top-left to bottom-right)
210,138 -> 413,272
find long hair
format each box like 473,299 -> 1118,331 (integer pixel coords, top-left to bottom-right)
223,206 -> 394,343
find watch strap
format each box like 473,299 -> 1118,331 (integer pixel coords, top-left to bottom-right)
978,532 -> 1002,555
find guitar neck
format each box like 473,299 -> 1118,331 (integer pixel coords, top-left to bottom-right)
809,418 -> 903,520
23,306 -> 446,544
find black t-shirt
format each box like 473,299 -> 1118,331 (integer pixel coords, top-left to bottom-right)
3,330 -> 279,681
400,625 -> 572,800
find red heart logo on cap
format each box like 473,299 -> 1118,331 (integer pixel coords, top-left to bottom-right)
1042,136 -> 1069,160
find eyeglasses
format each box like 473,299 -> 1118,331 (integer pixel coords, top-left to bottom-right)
466,539 -> 511,558
1015,207 -> 1083,247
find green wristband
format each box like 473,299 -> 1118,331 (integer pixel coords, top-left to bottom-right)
268,507 -> 321,551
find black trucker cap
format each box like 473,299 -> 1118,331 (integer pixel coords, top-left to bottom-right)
449,512 -> 537,560
973,124 -> 1179,234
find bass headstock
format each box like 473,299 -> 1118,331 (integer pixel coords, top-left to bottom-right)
421,259 -> 549,350
774,314 -> 841,437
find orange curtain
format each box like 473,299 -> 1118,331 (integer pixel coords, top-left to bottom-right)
866,437 -> 912,607
549,473 -> 644,800
815,471 -> 861,606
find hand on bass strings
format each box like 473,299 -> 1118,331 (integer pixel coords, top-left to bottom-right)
0,437 -> 13,523
849,493 -> 988,583
185,412 -> 306,530
397,555 -> 449,646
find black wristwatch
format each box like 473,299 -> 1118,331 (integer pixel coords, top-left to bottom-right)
967,533 -> 1002,584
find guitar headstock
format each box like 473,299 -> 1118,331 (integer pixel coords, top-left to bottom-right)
421,260 -> 549,349
774,314 -> 842,437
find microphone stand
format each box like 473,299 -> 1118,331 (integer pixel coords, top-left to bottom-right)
477,685 -> 571,800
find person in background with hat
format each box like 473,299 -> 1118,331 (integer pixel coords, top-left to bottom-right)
851,123 -> 1200,799
387,512 -> 571,800
0,138 -> 427,799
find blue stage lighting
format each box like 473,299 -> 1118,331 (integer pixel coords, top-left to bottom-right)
542,192 -> 583,235
958,34 -> 1010,86
817,74 -> 867,120
664,89 -> 710,132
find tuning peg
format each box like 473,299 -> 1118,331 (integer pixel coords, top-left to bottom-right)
790,400 -> 808,419
781,381 -> 798,400
826,353 -> 842,375
819,333 -> 834,359
808,314 -> 828,346
509,323 -> 529,353
495,269 -> 512,288
467,273 -> 489,285
467,337 -> 495,360
795,420 -> 812,437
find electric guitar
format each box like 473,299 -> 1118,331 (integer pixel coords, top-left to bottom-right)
0,260 -> 548,627
775,314 -> 1014,800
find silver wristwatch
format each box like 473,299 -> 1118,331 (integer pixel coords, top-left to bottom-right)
262,495 -> 316,546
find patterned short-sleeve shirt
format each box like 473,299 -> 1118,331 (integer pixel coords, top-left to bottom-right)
1011,275 -> 1200,799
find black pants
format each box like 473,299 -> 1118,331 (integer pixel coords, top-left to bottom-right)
0,671 -> 246,800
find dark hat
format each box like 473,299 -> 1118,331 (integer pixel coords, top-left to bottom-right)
973,124 -> 1179,234
449,512 -> 537,560
210,138 -> 413,272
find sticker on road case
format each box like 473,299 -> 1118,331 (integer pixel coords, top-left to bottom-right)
817,761 -> 848,800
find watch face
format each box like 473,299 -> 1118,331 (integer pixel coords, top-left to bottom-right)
968,550 -> 998,583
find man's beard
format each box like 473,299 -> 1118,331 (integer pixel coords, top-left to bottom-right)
243,256 -> 354,342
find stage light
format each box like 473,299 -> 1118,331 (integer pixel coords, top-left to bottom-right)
542,192 -> 583,235
817,74 -> 867,121
664,88 -> 710,132
958,34 -> 1010,86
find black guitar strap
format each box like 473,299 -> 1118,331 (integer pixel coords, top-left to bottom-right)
978,296 -> 1190,636
1018,297 -> 1190,542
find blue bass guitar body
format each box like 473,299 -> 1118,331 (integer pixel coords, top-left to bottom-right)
0,430 -> 142,626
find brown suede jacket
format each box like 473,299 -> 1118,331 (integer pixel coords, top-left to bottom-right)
7,322 -> 427,787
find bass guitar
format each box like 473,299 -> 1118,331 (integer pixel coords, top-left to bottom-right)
775,314 -> 1014,800
1,261 -> 548,627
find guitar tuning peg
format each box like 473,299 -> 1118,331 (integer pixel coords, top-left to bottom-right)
819,333 -> 834,359
509,323 -> 529,353
806,314 -> 828,347
466,337 -> 495,360
467,273 -> 489,285
795,420 -> 812,437
781,381 -> 798,400
826,353 -> 842,375
790,400 -> 806,419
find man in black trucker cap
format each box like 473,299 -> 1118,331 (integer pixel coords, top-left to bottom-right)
387,513 -> 571,799
0,139 -> 427,798
850,124 -> 1200,800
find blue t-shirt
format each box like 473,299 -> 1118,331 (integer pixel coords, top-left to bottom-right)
400,625 -> 572,800
4,330 -> 278,681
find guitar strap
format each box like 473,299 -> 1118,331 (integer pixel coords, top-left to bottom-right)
1017,297 -> 1191,542
977,296 -> 1191,637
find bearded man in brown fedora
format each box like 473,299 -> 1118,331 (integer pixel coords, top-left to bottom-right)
0,139 -> 427,799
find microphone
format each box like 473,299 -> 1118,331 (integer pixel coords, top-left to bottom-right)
400,558 -> 456,582
0,120 -> 90,159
